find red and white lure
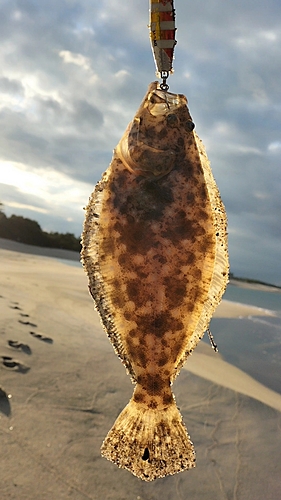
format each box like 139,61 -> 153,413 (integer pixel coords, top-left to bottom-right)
149,0 -> 177,90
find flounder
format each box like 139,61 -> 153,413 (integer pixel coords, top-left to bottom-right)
81,81 -> 229,481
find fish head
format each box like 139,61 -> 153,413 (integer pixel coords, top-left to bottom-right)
116,82 -> 195,178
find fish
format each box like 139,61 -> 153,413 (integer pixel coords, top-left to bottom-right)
81,81 -> 229,481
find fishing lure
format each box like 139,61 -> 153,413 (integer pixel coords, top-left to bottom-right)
149,0 -> 177,90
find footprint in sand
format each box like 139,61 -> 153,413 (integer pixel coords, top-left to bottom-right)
1,356 -> 30,373
19,313 -> 29,318
8,340 -> 32,355
10,305 -> 22,310
29,332 -> 53,344
0,387 -> 11,417
18,320 -> 38,327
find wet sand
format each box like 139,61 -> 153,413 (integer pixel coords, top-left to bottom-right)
0,244 -> 280,499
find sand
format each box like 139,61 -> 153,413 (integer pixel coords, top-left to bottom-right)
230,277 -> 281,293
0,244 -> 280,499
213,298 -> 275,318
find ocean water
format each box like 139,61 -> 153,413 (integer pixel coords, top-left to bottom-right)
224,283 -> 281,313
205,284 -> 281,394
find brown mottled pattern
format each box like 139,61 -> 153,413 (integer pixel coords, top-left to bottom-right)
81,82 -> 229,481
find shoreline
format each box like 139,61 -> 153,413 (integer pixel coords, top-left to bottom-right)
1,237 -> 280,292
230,277 -> 281,293
185,341 -> 281,412
0,236 -> 80,261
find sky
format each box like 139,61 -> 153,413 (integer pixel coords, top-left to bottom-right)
0,0 -> 280,285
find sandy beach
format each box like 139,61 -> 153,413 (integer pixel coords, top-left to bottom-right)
0,243 -> 280,499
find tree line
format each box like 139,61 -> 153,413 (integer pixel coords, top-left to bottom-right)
0,204 -> 81,252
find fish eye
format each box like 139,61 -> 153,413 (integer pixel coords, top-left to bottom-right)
185,120 -> 195,131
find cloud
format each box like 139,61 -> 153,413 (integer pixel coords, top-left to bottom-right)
0,76 -> 24,95
268,141 -> 281,153
59,50 -> 92,70
0,0 -> 280,284
0,162 -> 91,235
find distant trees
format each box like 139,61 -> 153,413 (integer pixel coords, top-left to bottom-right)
0,205 -> 81,252
46,231 -> 81,251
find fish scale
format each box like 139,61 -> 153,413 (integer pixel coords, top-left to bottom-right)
81,82 -> 229,481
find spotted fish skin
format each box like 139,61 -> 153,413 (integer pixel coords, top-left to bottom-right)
81,82 -> 229,481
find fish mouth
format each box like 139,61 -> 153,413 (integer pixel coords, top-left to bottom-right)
147,88 -> 184,117
116,83 -> 188,178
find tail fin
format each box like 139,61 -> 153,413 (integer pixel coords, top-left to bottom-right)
101,398 -> 196,481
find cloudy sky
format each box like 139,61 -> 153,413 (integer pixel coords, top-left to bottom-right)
0,0 -> 280,285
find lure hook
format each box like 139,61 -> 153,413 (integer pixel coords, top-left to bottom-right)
149,1 -> 177,90
160,71 -> 169,92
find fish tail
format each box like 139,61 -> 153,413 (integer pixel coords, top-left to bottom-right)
101,395 -> 196,481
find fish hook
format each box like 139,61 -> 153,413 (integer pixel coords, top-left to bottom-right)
206,328 -> 219,352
